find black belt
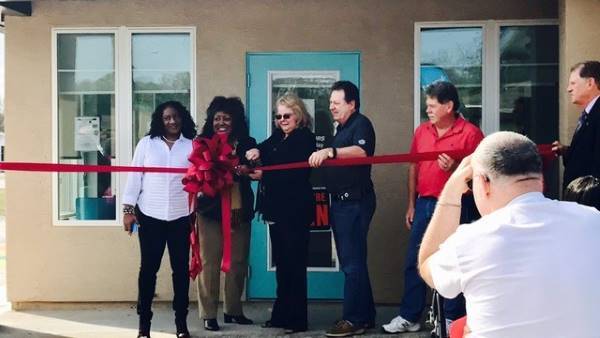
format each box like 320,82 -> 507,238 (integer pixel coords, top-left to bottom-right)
331,188 -> 373,201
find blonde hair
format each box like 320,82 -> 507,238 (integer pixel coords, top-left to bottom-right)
276,93 -> 313,130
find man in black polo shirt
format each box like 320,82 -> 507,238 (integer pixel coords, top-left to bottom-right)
309,80 -> 376,337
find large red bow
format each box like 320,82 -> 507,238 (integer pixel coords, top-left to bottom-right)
182,133 -> 239,279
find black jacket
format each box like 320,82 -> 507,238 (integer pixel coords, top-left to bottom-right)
563,98 -> 600,189
256,127 -> 316,224
198,135 -> 257,222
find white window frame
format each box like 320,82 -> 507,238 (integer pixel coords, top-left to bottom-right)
414,19 -> 558,135
52,26 -> 196,226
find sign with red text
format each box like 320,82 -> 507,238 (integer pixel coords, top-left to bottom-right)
311,187 -> 330,230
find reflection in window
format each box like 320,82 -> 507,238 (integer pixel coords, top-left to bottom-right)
420,27 -> 483,126
499,25 -> 558,143
499,25 -> 559,198
57,34 -> 116,220
132,33 -> 191,146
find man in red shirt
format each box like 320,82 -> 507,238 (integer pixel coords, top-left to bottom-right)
382,81 -> 484,334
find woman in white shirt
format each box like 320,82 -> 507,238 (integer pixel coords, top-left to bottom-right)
122,101 -> 196,338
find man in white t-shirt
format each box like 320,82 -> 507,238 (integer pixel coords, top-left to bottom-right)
418,131 -> 600,338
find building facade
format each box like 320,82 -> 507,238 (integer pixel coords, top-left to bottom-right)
2,0 -> 598,305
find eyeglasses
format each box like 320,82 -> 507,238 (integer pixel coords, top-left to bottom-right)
274,113 -> 292,120
465,178 -> 473,191
466,174 -> 490,191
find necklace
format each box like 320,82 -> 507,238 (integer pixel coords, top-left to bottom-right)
162,136 -> 177,144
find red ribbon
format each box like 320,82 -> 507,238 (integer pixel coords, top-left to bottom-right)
0,162 -> 187,173
0,144 -> 556,280
182,134 -> 238,279
256,144 -> 555,172
0,144 -> 555,174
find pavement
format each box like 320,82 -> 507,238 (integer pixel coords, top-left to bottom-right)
0,302 -> 431,338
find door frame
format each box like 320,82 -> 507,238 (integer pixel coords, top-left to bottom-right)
245,51 -> 361,299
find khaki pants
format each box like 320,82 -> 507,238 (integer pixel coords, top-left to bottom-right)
196,214 -> 251,319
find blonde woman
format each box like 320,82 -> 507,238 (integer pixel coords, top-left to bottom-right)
246,93 -> 316,333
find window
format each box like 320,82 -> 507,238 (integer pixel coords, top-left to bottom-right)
266,70 -> 340,272
132,33 -> 192,146
419,27 -> 483,126
415,20 -> 559,196
498,25 -> 559,144
53,28 -> 195,225
415,21 -> 558,135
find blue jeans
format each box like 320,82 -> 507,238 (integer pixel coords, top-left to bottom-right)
398,196 -> 472,322
331,190 -> 377,326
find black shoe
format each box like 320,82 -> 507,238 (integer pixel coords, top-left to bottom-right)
203,318 -> 220,331
175,318 -> 189,336
224,313 -> 254,325
138,318 -> 151,338
284,327 -> 307,334
261,320 -> 283,328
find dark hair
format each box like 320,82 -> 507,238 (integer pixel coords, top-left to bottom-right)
571,60 -> 600,89
147,101 -> 196,139
331,80 -> 360,112
425,81 -> 461,113
564,175 -> 600,211
200,96 -> 249,140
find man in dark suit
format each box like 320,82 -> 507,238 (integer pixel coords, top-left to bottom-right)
552,61 -> 600,190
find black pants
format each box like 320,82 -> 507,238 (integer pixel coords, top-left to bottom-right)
136,211 -> 190,330
269,220 -> 310,331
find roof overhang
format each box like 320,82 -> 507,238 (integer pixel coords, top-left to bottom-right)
0,1 -> 32,28
0,1 -> 31,16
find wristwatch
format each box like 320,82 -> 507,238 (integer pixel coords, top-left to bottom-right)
327,147 -> 337,159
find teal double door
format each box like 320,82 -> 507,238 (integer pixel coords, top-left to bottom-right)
246,52 -> 360,299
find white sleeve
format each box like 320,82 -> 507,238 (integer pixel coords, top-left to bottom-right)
428,237 -> 463,299
122,137 -> 147,206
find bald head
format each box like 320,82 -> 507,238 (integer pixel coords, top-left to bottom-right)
469,132 -> 544,215
472,132 -> 542,180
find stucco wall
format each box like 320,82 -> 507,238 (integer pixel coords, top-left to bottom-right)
5,0 -> 557,303
559,0 -> 600,169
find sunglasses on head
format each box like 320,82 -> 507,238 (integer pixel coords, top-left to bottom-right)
274,113 -> 292,120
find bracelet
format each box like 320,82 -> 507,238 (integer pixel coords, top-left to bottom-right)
437,201 -> 461,208
332,147 -> 337,159
123,205 -> 135,215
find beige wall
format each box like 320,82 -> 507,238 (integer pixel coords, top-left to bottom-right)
559,0 -> 600,169
5,0 -> 557,304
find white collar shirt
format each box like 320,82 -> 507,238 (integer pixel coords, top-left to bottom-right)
428,192 -> 600,338
122,135 -> 193,221
585,94 -> 599,114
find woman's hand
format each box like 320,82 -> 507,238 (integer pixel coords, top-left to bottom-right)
122,206 -> 138,235
248,169 -> 263,180
245,148 -> 260,161
234,164 -> 255,176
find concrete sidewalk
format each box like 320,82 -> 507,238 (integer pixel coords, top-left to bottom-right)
0,302 -> 431,338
